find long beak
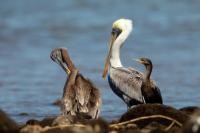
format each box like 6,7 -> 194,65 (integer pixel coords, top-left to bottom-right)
55,59 -> 71,75
133,58 -> 143,64
102,33 -> 117,79
62,63 -> 71,75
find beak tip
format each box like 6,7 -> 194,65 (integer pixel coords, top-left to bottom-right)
102,74 -> 107,80
133,58 -> 141,63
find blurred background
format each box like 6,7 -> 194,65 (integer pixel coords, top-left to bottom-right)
0,0 -> 200,123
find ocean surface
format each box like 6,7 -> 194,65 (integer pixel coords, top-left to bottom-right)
0,0 -> 200,123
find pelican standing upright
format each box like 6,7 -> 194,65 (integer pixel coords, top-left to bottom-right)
102,19 -> 162,108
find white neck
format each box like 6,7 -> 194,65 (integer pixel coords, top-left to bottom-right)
110,29 -> 132,68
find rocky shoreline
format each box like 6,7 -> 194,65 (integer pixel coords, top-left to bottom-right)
1,104 -> 200,133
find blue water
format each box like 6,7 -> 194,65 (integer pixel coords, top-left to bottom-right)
0,0 -> 200,123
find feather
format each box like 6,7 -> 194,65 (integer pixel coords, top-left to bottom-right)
109,67 -> 144,105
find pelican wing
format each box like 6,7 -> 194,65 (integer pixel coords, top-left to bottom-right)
61,87 -> 75,115
109,67 -> 144,103
75,74 -> 101,118
75,75 -> 90,113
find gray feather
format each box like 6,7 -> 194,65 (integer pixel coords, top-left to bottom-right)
109,66 -> 144,104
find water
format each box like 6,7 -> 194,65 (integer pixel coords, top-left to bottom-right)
0,0 -> 200,123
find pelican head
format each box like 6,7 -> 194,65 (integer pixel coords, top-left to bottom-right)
50,48 -> 75,74
102,19 -> 133,79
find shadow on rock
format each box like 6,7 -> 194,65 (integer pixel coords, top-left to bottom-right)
0,109 -> 19,133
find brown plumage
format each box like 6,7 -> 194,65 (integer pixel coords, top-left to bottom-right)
50,48 -> 101,120
136,57 -> 163,104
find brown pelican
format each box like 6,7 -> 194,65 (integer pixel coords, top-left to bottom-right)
50,48 -> 101,120
102,19 -> 161,108
135,58 -> 163,104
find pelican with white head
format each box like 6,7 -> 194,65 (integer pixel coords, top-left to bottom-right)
102,19 -> 162,108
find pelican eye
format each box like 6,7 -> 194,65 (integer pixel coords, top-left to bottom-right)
111,28 -> 122,37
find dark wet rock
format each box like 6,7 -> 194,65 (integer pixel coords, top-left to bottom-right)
115,128 -> 142,133
148,128 -> 166,133
119,104 -> 188,128
110,119 -> 120,125
182,110 -> 200,133
179,106 -> 200,115
144,121 -> 165,131
143,121 -> 181,133
52,113 -> 98,126
166,126 -> 181,133
52,116 -> 109,132
110,122 -> 139,132
19,104 -> 200,133
25,116 -> 108,133
43,126 -> 92,133
39,119 -> 107,133
26,119 -> 40,126
19,112 -> 29,116
40,117 -> 55,127
52,99 -> 62,106
0,109 -> 19,133
26,117 -> 55,127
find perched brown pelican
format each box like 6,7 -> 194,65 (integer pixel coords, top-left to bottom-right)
135,58 -> 163,104
50,48 -> 101,120
102,19 -> 161,108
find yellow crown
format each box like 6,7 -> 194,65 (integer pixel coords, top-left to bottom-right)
112,18 -> 132,30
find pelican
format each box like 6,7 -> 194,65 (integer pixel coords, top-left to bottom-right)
51,48 -> 101,120
102,18 -> 158,108
135,58 -> 163,104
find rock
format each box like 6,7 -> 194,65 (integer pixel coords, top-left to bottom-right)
26,117 -> 55,127
19,113 -> 29,116
166,126 -> 181,133
40,117 -> 55,127
84,118 -> 109,133
144,121 -> 165,131
43,126 -> 93,133
52,115 -> 71,126
117,128 -> 142,133
179,106 -> 200,115
182,110 -> 200,133
20,125 -> 43,133
119,104 -> 188,128
0,109 -> 19,133
21,104 -> 200,133
52,112 -> 99,126
52,116 -> 109,133
45,117 -> 108,133
52,99 -> 62,106
26,119 -> 40,126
